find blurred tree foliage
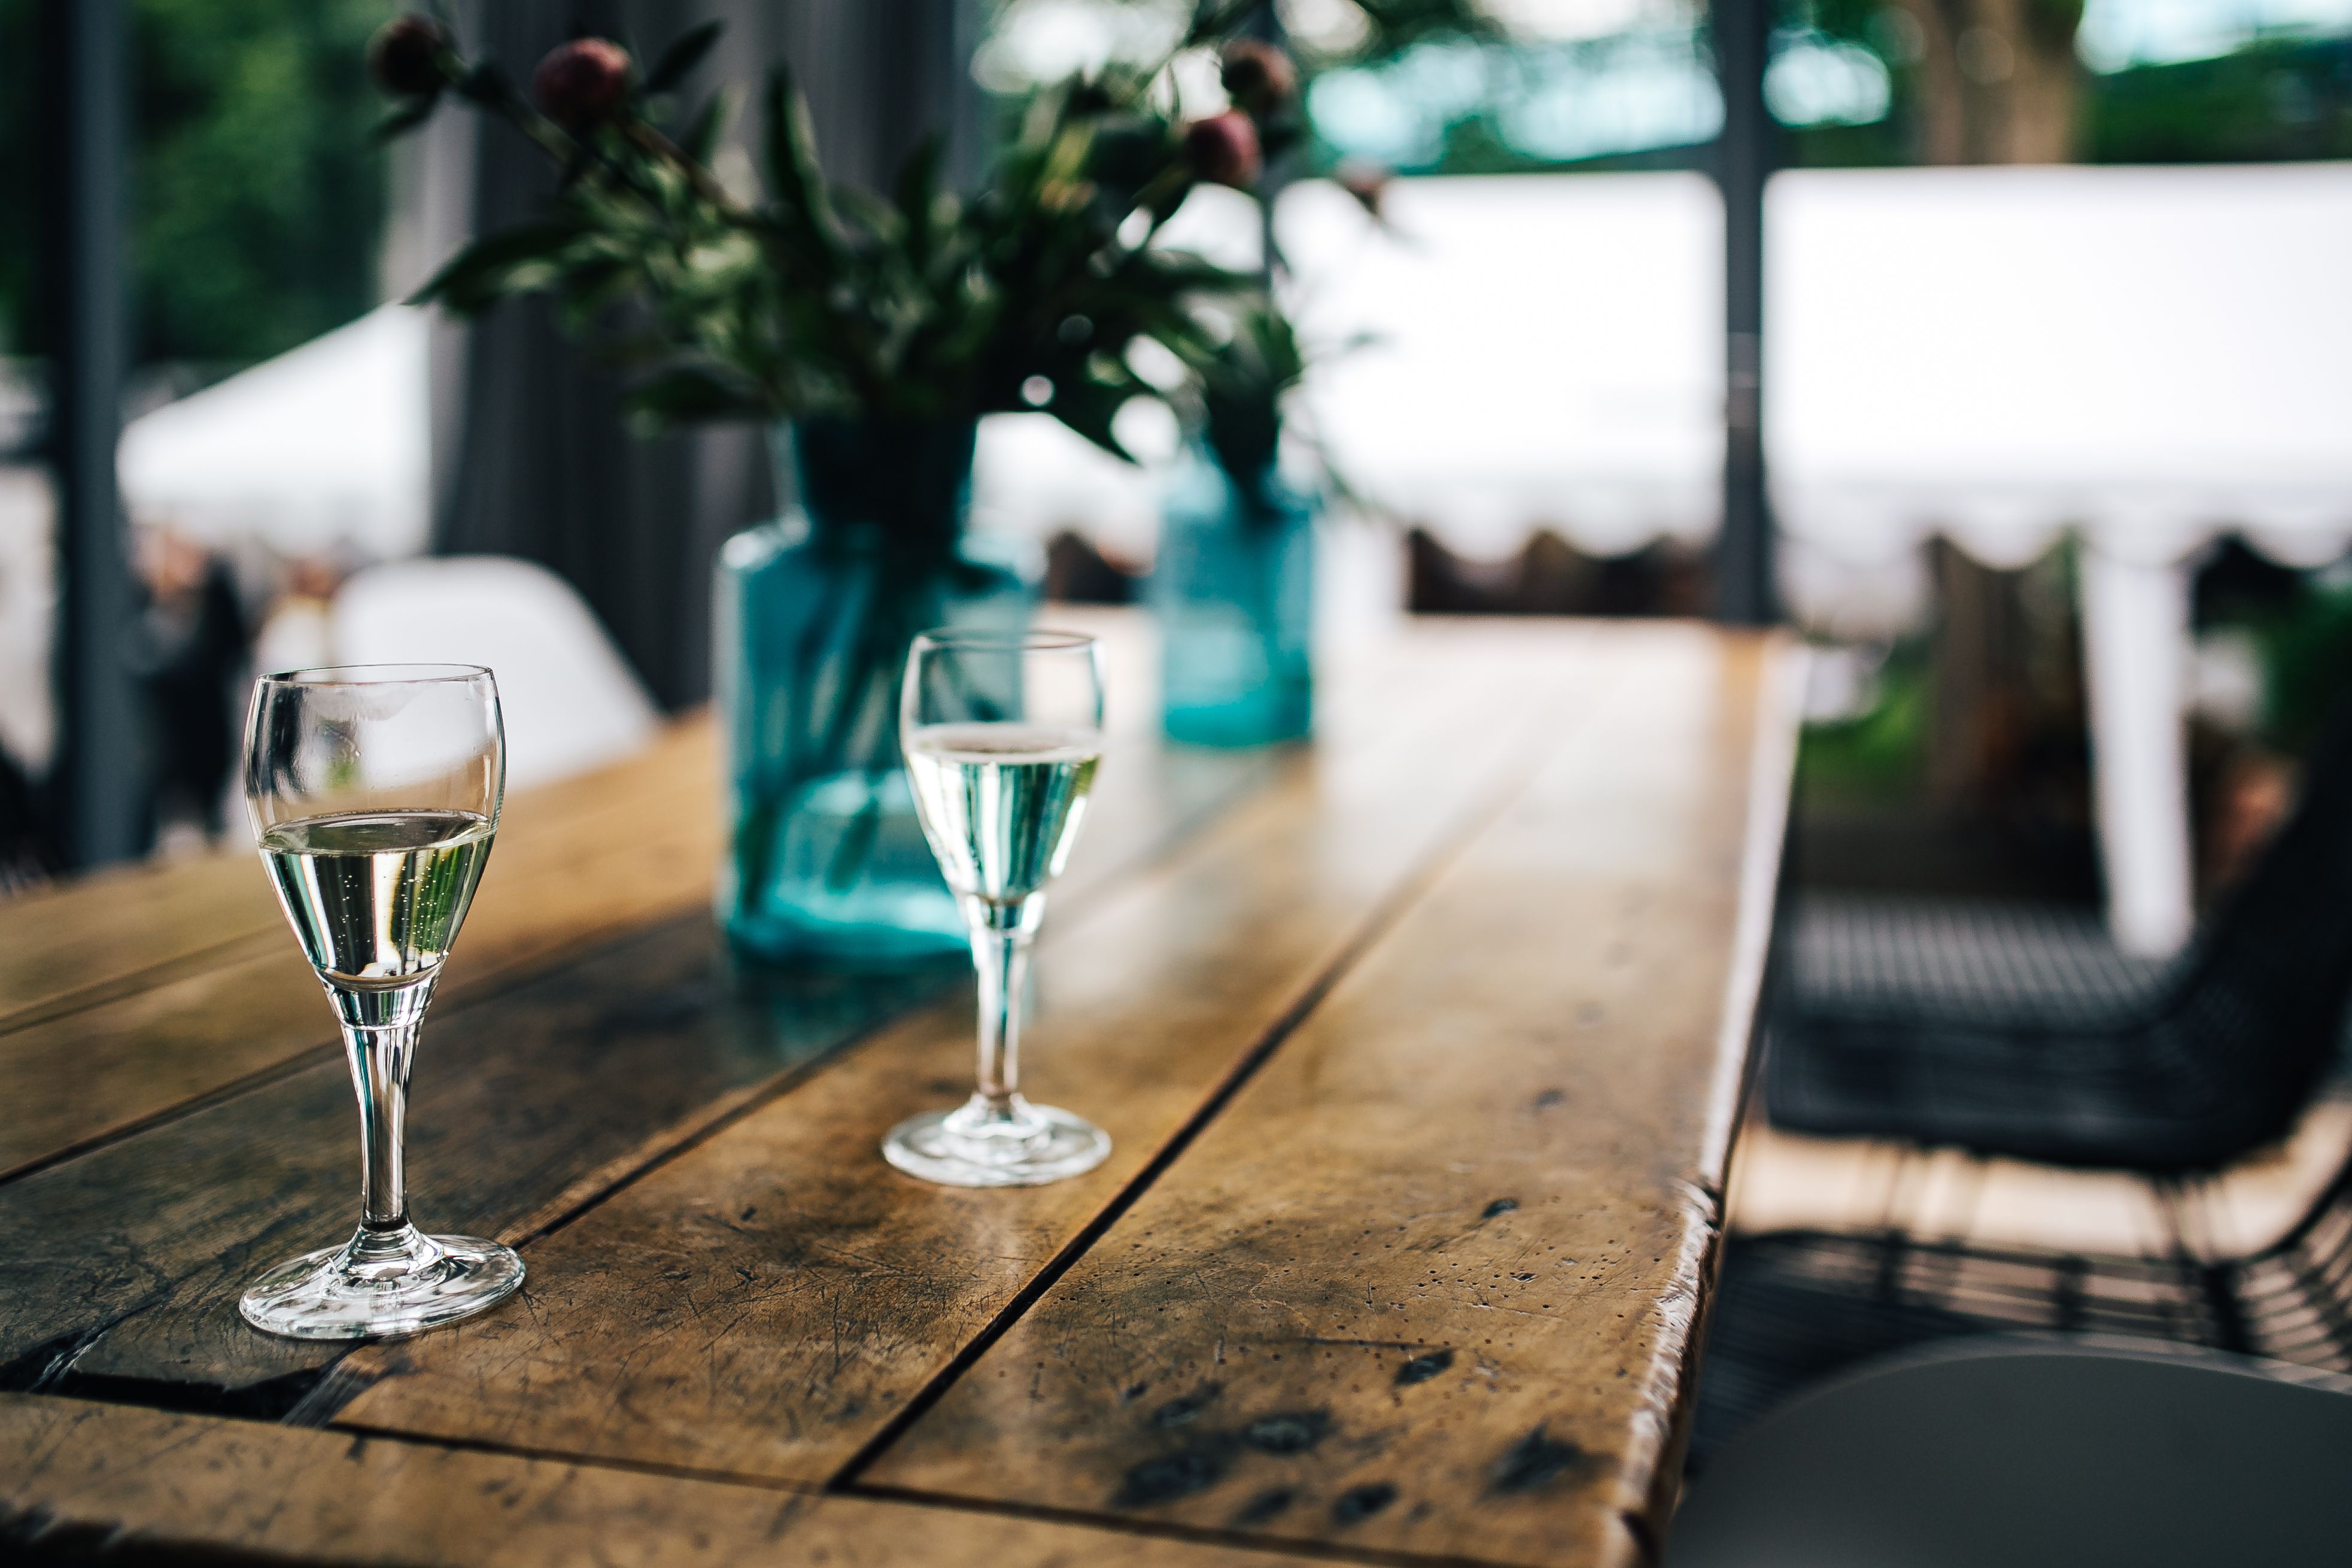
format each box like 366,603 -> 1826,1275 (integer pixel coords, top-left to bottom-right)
1788,1 -> 2352,168
1795,640 -> 1934,805
0,0 -> 393,365
2083,37 -> 2352,163
2249,584 -> 2352,757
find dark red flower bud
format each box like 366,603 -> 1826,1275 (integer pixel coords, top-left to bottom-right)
1220,39 -> 1297,116
534,37 -> 635,130
1183,112 -> 1262,189
367,13 -> 452,98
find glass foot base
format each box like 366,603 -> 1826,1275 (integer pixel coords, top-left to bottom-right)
883,1096 -> 1110,1188
239,1223 -> 524,1340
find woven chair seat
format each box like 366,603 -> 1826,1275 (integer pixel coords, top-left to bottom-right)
1765,701 -> 2352,1171
1787,894 -> 2169,1030
1695,1161 -> 2352,1465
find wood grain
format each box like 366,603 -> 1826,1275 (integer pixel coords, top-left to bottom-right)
0,721 -> 727,1184
0,916 -> 908,1406
863,629 -> 1802,1568
0,721 -> 1272,1406
0,1393 -> 1268,1568
0,716 -> 716,1034
0,604 -> 1180,1043
327,628 -> 1623,1486
0,680 -> 1280,1186
0,620 -> 1799,1568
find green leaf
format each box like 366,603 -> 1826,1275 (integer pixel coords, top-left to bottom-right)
1184,0 -> 1257,48
762,66 -> 844,263
894,133 -> 941,230
646,20 -> 725,93
409,223 -> 585,312
831,186 -> 906,247
1044,374 -> 1139,462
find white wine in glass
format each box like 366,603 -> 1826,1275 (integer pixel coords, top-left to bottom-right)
261,811 -> 496,984
887,631 -> 1111,1186
239,664 -> 524,1339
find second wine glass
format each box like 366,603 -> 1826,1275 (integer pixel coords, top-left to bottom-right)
239,664 -> 522,1338
886,630 -> 1110,1187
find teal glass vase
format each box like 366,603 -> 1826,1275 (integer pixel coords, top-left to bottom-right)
716,418 -> 1035,966
1154,441 -> 1315,747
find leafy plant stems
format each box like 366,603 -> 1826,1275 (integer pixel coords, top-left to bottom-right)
386,14 -> 1284,455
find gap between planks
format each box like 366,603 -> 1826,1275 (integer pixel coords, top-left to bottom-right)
86,1389 -> 1521,1568
825,673 -> 1589,1493
306,1401 -> 1582,1568
312,621 -> 1627,1476
0,721 -> 1273,1198
0,718 -> 720,1038
306,634 -> 1624,1475
268,743 -> 1294,1430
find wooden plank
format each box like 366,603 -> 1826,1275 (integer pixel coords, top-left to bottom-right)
326,628 -> 1625,1486
0,716 -> 718,1034
0,605 -> 1157,1039
0,615 -> 1283,1184
0,1393 -> 1272,1568
0,916 -> 902,1406
0,724 -> 1274,1406
0,855 -> 269,1027
0,721 -> 728,1184
862,629 -> 1802,1568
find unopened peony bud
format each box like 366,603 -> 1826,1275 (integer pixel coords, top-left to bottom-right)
534,38 -> 634,130
367,14 -> 452,98
1220,39 -> 1297,116
1183,112 -> 1262,189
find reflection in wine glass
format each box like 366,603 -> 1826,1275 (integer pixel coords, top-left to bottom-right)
238,664 -> 523,1338
886,630 -> 1111,1187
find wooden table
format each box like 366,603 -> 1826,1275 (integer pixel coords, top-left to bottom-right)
0,614 -> 1798,1568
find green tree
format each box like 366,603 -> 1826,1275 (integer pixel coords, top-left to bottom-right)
0,0 -> 393,366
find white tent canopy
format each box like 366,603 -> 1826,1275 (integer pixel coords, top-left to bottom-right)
1770,163 -> 2352,573
1278,165 -> 2352,960
117,303 -> 431,558
112,167 -> 2352,578
1280,172 -> 1726,562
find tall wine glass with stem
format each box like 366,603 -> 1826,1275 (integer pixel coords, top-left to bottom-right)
238,664 -> 524,1338
886,629 -> 1111,1187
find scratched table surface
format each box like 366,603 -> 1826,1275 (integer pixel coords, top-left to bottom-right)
0,612 -> 1799,1568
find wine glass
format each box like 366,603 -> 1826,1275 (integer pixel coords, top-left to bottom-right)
238,664 -> 524,1338
885,629 -> 1111,1187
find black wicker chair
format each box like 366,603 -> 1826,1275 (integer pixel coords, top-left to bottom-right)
1765,700 -> 2352,1172
1694,1132 -> 2352,1461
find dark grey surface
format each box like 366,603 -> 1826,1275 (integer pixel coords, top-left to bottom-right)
41,0 -> 146,868
1673,1339 -> 2352,1567
1712,0 -> 1774,627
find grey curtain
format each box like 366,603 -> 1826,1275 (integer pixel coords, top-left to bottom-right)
430,0 -> 974,709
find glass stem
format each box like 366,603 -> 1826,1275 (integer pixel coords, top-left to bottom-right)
970,901 -> 1037,1116
328,978 -> 435,1233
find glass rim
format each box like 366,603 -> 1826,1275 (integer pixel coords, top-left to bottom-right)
908,628 -> 1096,654
256,663 -> 494,688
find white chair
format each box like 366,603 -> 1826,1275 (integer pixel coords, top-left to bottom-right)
1669,1338 -> 2352,1567
330,556 -> 658,790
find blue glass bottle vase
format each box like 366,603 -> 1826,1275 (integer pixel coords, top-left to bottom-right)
1154,442 -> 1315,747
716,418 -> 1034,966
